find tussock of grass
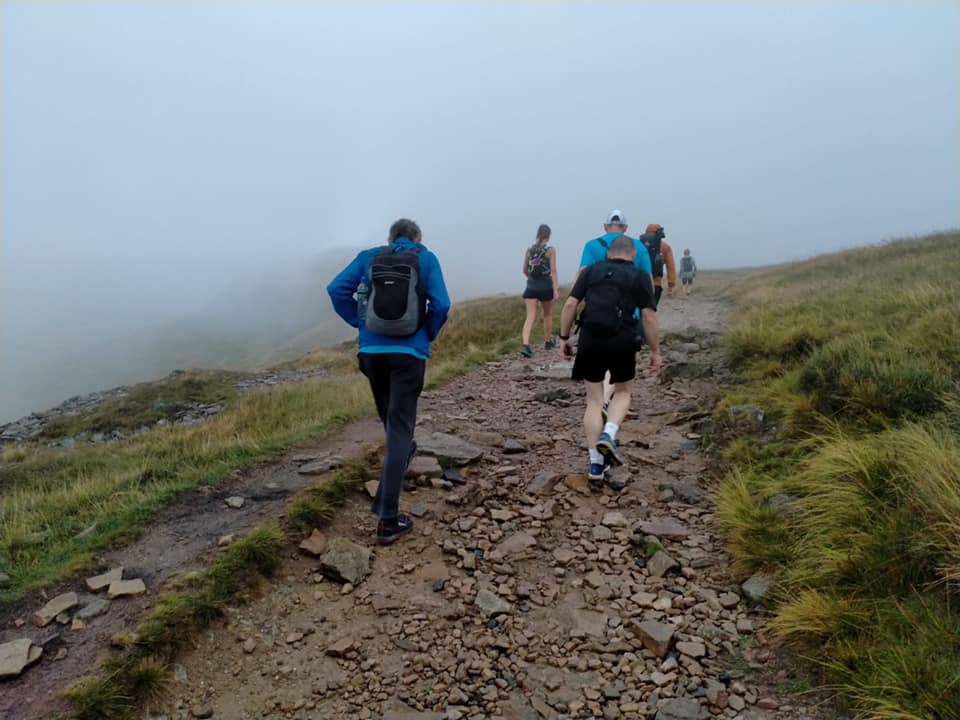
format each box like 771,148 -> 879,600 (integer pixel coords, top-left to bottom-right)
64,525 -> 283,720
286,456 -> 374,533
716,232 -> 960,719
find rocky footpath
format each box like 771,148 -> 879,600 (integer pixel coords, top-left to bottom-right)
157,298 -> 838,720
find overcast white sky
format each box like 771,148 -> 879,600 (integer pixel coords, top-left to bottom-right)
2,1 -> 959,420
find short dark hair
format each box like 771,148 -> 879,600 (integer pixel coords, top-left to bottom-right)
609,235 -> 635,256
536,224 -> 551,241
389,218 -> 421,243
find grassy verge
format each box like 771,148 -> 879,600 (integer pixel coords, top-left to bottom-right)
63,456 -> 374,720
713,232 -> 960,719
0,292 -> 531,601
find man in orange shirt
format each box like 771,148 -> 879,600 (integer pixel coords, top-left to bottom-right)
639,224 -> 676,307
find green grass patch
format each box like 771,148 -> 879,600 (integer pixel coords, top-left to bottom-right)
715,232 -> 960,719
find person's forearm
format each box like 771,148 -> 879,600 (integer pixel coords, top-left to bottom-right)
560,299 -> 578,337
642,312 -> 660,355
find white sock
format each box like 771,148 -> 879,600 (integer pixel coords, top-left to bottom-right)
603,422 -> 620,439
589,448 -> 603,464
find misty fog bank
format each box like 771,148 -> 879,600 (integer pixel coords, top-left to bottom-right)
2,1 -> 958,423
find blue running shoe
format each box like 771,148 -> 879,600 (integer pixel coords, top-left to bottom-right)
588,462 -> 606,487
596,433 -> 623,467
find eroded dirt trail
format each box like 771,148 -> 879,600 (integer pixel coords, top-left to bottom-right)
154,294 -> 833,720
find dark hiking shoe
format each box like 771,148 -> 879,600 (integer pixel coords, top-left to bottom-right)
597,433 -> 623,467
376,514 -> 414,545
519,344 -> 533,358
544,338 -> 556,350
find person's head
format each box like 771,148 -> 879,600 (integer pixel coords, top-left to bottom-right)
683,248 -> 691,256
603,210 -> 628,234
388,218 -> 422,244
536,224 -> 551,244
607,235 -> 636,262
646,223 -> 665,239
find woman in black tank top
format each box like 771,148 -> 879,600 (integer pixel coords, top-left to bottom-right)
520,224 -> 559,357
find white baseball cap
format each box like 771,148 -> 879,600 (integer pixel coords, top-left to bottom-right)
605,210 -> 627,225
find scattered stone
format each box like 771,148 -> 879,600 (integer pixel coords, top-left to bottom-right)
217,533 -> 235,547
592,525 -> 614,542
74,597 -> 110,620
409,503 -> 431,518
190,704 -> 214,719
415,432 -> 483,466
33,592 -> 79,627
297,455 -> 343,475
552,547 -> 577,566
736,617 -> 754,633
319,538 -> 371,585
108,578 -> 146,598
490,508 -> 516,522
491,532 -> 537,559
224,496 -> 245,509
527,471 -> 561,495
442,467 -> 466,485
631,620 -> 675,657
474,589 -> 512,617
563,474 -> 592,495
325,637 -> 355,658
242,638 -> 256,654
85,566 -> 123,592
676,641 -> 707,658
364,480 -> 379,498
647,551 -> 679,578
407,456 -> 443,478
601,511 -> 628,528
298,528 -> 327,557
741,572 -> 773,602
570,609 -> 607,639
0,639 -> 41,679
502,439 -> 527,454
655,698 -> 703,720
636,517 -> 690,539
719,592 -> 740,609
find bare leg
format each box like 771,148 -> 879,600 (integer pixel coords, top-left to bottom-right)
607,382 -> 632,426
540,300 -> 554,342
521,299 -> 538,345
603,371 -> 615,405
584,381 -> 605,449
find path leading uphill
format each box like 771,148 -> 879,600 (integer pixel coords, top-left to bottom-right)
153,293 -> 838,720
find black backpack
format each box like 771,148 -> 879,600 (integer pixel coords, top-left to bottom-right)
527,244 -> 551,278
642,233 -> 665,278
681,255 -> 694,273
364,245 -> 426,337
578,262 -> 636,338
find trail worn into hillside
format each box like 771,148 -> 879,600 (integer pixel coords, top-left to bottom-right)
152,294 -> 839,720
2,293 -> 839,720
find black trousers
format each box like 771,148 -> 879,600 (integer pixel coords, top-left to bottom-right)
358,352 -> 426,520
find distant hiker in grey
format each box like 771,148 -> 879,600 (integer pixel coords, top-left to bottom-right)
327,219 -> 451,544
679,248 -> 697,296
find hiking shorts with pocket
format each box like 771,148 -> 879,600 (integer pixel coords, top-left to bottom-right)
523,277 -> 554,301
572,333 -> 636,384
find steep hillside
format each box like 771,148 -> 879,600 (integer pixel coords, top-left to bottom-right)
715,232 -> 960,719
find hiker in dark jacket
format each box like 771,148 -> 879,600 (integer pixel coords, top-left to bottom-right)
559,235 -> 662,487
327,218 -> 450,544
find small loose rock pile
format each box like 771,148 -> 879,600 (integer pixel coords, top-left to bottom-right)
0,566 -> 146,681
160,320 -> 833,720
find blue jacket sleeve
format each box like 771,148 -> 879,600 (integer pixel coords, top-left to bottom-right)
422,251 -> 451,341
326,251 -> 367,328
579,240 -> 599,268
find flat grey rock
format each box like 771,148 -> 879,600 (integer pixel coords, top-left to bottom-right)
86,566 -> 123,592
655,698 -> 704,720
33,592 -> 79,627
475,589 -> 512,617
0,639 -> 41,679
741,572 -> 773,602
75,596 -> 110,619
414,432 -> 483,467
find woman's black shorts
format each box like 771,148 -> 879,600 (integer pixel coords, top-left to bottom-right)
523,280 -> 554,301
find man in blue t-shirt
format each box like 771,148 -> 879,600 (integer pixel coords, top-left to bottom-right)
578,210 -> 653,277
327,218 -> 451,545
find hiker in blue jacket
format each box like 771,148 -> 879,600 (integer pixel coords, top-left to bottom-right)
327,218 -> 450,544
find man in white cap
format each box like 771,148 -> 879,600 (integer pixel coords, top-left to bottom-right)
577,210 -> 653,277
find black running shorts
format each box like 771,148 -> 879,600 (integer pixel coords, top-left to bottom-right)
523,278 -> 554,301
572,333 -> 636,384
